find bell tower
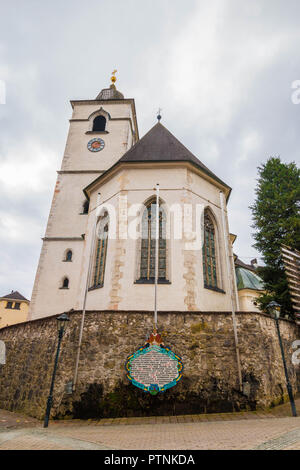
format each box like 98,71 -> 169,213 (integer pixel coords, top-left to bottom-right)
29,74 -> 139,320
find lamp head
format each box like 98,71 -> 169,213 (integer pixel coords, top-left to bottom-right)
267,301 -> 281,319
56,313 -> 70,333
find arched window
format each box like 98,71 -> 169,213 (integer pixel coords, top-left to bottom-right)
90,212 -> 109,289
62,277 -> 69,289
139,200 -> 166,282
92,115 -> 106,132
82,199 -> 89,214
203,211 -> 218,289
65,250 -> 72,262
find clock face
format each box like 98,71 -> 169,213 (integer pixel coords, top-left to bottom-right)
87,138 -> 105,152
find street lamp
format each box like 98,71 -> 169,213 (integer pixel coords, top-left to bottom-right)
43,313 -> 70,428
267,301 -> 297,417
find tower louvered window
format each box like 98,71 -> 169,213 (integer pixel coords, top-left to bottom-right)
203,212 -> 218,289
139,201 -> 166,282
92,115 -> 106,132
91,213 -> 109,288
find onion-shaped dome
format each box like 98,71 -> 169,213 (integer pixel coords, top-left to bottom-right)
235,266 -> 264,291
96,84 -> 124,100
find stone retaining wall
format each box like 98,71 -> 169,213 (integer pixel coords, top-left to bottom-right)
0,310 -> 299,419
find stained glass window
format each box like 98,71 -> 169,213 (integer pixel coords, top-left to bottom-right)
203,211 -> 218,289
91,213 -> 109,288
139,201 -> 166,282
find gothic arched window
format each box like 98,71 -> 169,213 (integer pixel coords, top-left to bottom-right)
90,212 -> 109,289
82,199 -> 89,214
138,200 -> 166,282
65,250 -> 72,262
203,211 -> 218,289
92,115 -> 106,132
62,277 -> 69,289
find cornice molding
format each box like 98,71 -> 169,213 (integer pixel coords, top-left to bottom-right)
57,170 -> 104,174
42,237 -> 84,241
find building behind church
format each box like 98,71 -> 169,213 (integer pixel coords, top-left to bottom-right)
0,291 -> 29,328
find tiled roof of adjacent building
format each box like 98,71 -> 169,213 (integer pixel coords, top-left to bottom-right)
234,256 -> 256,272
0,291 -> 29,302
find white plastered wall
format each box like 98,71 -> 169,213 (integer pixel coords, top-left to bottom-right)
82,165 -> 233,313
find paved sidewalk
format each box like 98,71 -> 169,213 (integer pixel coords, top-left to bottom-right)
1,398 -> 300,450
1,416 -> 300,450
0,409 -> 39,430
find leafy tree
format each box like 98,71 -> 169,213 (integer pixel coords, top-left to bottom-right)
250,157 -> 300,317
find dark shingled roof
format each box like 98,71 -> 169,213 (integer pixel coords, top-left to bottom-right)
118,122 -> 230,188
84,122 -> 231,197
0,291 -> 29,302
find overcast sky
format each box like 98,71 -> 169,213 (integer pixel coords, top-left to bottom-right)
0,0 -> 299,299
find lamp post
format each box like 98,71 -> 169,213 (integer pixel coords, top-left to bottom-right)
267,301 -> 297,417
44,313 -> 70,428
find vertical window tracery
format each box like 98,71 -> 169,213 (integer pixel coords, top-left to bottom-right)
139,201 -> 166,282
203,211 -> 218,289
91,212 -> 109,288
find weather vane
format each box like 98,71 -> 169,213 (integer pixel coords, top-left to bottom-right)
157,108 -> 162,121
111,69 -> 117,84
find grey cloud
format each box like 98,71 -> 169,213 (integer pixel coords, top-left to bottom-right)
0,0 -> 299,297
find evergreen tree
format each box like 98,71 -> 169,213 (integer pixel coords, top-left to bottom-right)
250,157 -> 300,316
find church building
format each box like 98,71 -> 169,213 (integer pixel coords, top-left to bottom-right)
29,75 -> 263,320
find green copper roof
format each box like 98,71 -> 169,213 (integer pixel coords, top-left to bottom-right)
235,267 -> 264,291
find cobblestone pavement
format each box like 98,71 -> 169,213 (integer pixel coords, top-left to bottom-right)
2,399 -> 300,450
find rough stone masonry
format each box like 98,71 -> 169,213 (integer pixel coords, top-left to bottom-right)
0,310 -> 299,420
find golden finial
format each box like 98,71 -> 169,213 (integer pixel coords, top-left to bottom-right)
111,69 -> 117,84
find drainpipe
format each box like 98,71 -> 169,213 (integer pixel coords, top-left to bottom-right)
220,191 -> 243,392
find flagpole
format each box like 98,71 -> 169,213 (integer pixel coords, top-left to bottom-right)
219,191 -> 243,391
72,193 -> 101,391
154,183 -> 159,330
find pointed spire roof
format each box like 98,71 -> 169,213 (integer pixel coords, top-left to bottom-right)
84,122 -> 231,197
119,122 -> 218,173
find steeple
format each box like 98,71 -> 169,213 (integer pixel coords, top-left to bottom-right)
96,69 -> 124,100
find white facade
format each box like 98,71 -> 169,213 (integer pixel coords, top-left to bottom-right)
29,84 -> 243,320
